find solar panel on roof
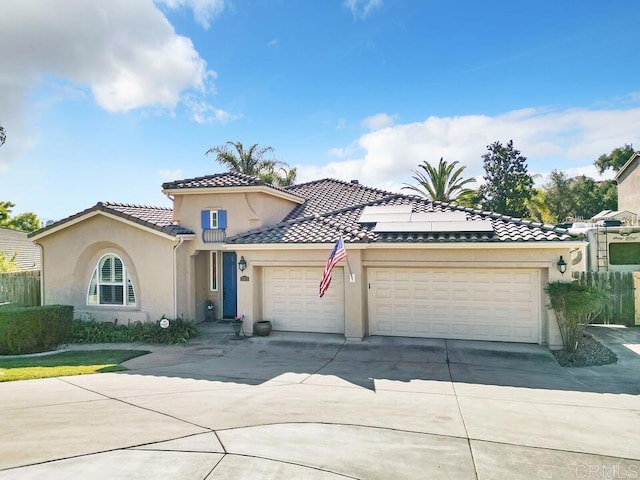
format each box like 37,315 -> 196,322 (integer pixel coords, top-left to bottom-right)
373,220 -> 494,233
358,205 -> 412,223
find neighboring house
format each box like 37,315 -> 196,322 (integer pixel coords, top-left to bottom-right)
29,172 -> 582,347
0,227 -> 41,271
615,151 -> 640,216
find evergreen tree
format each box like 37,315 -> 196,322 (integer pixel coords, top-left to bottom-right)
478,140 -> 534,218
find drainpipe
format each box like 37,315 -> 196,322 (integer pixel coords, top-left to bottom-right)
172,236 -> 185,319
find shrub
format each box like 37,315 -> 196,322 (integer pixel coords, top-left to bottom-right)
0,305 -> 74,354
545,281 -> 608,353
71,317 -> 199,345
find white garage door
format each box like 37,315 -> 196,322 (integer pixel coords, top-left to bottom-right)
264,267 -> 345,334
368,268 -> 540,343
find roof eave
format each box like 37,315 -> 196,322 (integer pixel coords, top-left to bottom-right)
161,185 -> 305,204
29,207 -> 185,242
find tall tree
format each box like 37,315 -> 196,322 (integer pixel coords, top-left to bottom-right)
0,201 -> 41,232
594,144 -> 635,174
403,158 -> 475,202
478,140 -> 534,218
542,171 -> 617,222
205,141 -> 297,187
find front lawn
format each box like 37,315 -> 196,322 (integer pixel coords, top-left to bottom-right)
0,350 -> 150,382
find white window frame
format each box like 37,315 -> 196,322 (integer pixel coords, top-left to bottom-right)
210,210 -> 218,229
210,251 -> 218,291
86,254 -> 136,307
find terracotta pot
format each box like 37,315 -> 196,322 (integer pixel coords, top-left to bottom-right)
254,320 -> 272,337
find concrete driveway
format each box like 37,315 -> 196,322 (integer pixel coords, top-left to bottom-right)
1,324 -> 639,479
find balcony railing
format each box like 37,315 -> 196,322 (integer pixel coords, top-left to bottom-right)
202,229 -> 226,243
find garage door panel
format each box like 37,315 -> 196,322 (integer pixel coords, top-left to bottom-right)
264,267 -> 345,334
368,268 -> 540,343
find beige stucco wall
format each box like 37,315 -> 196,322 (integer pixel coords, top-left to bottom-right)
617,157 -> 640,215
37,214 -> 181,323
230,244 -> 576,347
171,191 -> 298,250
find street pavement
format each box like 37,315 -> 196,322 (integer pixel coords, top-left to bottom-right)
0,323 -> 639,479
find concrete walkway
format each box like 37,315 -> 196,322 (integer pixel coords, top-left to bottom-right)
1,323 -> 639,479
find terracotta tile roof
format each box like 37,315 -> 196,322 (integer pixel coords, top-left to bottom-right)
162,171 -> 302,200
29,202 -> 193,238
283,179 -> 395,220
228,180 -> 574,245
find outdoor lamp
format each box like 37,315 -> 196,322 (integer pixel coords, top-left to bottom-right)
557,256 -> 567,275
238,256 -> 247,272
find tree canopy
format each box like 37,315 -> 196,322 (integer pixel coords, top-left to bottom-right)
541,171 -> 617,222
206,141 -> 297,187
594,144 -> 635,174
403,158 -> 475,202
0,123 -> 5,147
0,201 -> 41,232
478,140 -> 534,218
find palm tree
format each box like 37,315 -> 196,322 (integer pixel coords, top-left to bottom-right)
0,123 -> 6,147
206,141 -> 297,186
403,158 -> 475,202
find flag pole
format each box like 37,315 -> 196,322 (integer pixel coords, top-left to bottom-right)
341,236 -> 356,283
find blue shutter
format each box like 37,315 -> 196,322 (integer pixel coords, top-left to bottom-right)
201,210 -> 210,229
218,210 -> 227,229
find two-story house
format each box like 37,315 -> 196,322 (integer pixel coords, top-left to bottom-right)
29,171 -> 582,346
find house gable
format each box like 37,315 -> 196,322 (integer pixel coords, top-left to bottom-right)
162,172 -> 304,248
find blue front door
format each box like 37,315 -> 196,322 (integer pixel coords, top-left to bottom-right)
222,252 -> 237,318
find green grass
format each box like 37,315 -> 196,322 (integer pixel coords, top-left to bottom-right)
0,350 -> 150,382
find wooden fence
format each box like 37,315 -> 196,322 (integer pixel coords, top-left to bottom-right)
0,270 -> 41,306
572,271 -> 635,326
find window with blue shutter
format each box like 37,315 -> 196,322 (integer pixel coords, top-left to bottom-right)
201,210 -> 228,243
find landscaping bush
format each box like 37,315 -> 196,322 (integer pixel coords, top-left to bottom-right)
0,305 -> 74,355
545,281 -> 608,353
71,317 -> 199,345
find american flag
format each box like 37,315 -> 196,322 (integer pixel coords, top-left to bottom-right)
319,237 -> 347,298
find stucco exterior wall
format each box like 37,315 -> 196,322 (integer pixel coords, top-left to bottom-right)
37,214 -> 179,323
230,244 -> 574,347
172,191 -> 298,250
617,157 -> 640,215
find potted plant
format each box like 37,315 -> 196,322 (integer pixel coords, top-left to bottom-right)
254,320 -> 272,337
231,315 -> 244,337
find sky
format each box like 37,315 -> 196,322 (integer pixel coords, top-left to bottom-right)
1,0 -> 639,222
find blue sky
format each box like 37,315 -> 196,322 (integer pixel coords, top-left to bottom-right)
1,0 -> 639,222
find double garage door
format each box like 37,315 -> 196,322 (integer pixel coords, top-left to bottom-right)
368,267 -> 541,343
263,266 -> 541,343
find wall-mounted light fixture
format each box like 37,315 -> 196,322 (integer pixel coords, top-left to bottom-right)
557,256 -> 567,275
238,256 -> 247,272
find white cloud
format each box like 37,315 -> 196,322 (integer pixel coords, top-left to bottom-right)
159,168 -> 184,180
298,104 -> 640,191
185,97 -> 241,124
0,0 -> 217,169
267,38 -> 279,47
343,0 -> 383,19
362,113 -> 396,131
156,0 -> 225,29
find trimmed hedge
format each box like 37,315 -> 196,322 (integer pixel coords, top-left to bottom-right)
0,305 -> 74,355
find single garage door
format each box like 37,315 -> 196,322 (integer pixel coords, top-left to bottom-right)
368,268 -> 540,343
264,267 -> 345,334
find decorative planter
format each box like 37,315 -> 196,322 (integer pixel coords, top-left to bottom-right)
254,320 -> 272,337
232,321 -> 243,337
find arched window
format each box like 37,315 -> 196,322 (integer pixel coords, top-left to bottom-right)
87,254 -> 136,306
